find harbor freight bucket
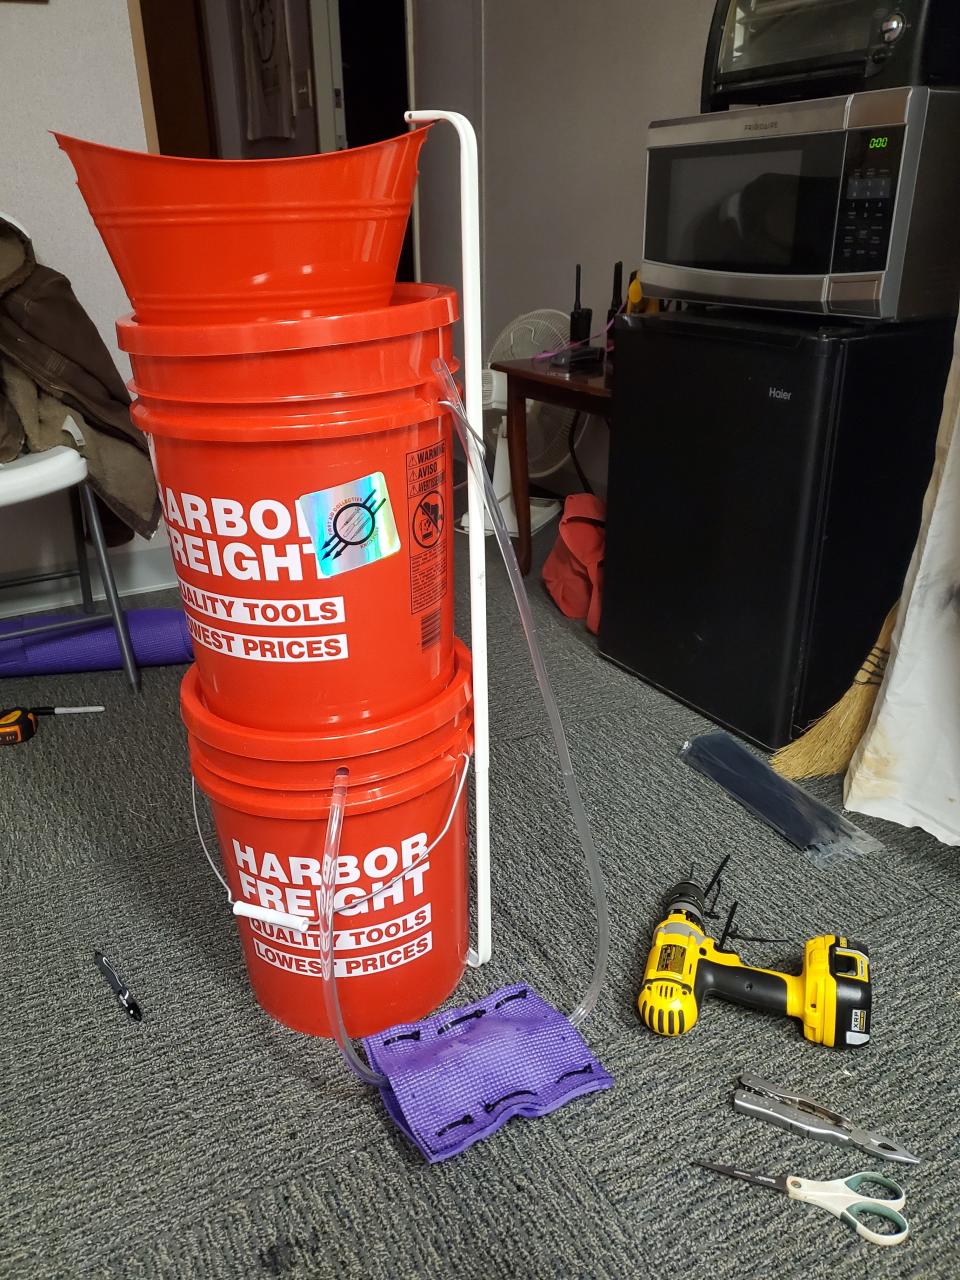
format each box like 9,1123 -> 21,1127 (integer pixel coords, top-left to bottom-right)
55,128 -> 429,324
119,285 -> 458,731
181,642 -> 473,1038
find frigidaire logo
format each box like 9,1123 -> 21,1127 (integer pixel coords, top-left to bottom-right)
769,387 -> 792,400
745,120 -> 779,132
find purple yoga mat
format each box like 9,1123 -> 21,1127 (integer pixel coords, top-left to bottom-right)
363,983 -> 614,1163
0,608 -> 193,675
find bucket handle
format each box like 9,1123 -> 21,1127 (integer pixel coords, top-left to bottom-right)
191,752 -> 472,935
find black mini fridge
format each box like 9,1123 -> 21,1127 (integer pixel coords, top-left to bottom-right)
600,309 -> 954,748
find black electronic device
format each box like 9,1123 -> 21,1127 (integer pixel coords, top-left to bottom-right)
606,261 -> 624,362
568,263 -> 592,345
549,345 -> 606,373
702,0 -> 960,113
600,308 -> 954,748
606,262 -> 623,331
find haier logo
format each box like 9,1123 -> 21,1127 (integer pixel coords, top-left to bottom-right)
769,387 -> 792,401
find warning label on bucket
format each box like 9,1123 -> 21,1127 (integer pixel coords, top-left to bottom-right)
406,442 -> 447,615
412,492 -> 444,550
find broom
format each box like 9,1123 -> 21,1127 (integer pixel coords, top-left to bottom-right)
771,603 -> 898,780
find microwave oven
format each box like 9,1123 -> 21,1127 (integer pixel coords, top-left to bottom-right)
702,0 -> 960,113
641,88 -> 960,320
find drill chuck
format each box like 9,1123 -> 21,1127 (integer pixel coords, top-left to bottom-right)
662,879 -> 706,927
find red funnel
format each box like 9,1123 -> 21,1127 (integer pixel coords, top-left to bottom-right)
55,129 -> 430,324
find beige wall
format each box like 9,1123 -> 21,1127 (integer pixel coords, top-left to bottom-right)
413,0 -> 715,348
409,0 -> 484,356
0,0 -> 171,594
410,0 -> 714,495
1,0 -> 146,372
481,0 -> 715,344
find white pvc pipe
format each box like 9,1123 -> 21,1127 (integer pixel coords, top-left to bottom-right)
405,108 -> 491,966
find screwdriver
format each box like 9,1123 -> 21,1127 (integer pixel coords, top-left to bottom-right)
0,705 -> 105,745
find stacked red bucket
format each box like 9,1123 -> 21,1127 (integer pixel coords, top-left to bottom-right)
59,130 -> 473,1037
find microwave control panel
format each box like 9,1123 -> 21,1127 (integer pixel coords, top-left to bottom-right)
831,127 -> 905,274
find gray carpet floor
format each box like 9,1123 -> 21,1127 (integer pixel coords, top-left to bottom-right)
2,531 -> 959,1279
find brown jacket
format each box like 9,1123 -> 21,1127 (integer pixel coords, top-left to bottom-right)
0,217 -> 160,537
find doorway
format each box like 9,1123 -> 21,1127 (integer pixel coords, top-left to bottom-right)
132,1 -> 411,164
133,1 -> 415,277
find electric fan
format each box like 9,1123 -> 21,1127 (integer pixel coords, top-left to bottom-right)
461,310 -> 589,536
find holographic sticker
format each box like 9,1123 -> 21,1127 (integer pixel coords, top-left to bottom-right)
298,472 -> 400,579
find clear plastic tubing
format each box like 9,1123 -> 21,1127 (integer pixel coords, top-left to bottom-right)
321,360 -> 610,1083
434,357 -> 609,1027
320,766 -> 387,1085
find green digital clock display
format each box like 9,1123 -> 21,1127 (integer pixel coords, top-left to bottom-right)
869,136 -> 889,149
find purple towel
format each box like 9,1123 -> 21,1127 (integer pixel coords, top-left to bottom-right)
0,608 -> 193,675
363,983 -> 613,1163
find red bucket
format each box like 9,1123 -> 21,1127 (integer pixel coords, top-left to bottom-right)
120,286 -> 457,731
56,128 -> 429,323
182,643 -> 472,1038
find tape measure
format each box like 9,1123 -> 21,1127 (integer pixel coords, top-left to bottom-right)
0,705 -> 105,745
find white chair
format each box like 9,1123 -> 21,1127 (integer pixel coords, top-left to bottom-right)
0,447 -> 140,690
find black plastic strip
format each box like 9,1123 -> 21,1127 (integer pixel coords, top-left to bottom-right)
557,1064 -> 594,1084
381,1030 -> 422,1047
437,1009 -> 486,1035
482,1090 -> 537,1114
436,1114 -> 474,1137
494,989 -> 529,1009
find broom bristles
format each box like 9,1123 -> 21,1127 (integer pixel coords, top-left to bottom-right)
771,604 -> 898,780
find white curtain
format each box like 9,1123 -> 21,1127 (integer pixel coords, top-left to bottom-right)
845,312 -> 960,844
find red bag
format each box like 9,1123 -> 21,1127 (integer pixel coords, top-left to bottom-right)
542,494 -> 605,634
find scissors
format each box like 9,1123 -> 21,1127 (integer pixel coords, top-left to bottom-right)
696,1160 -> 910,1247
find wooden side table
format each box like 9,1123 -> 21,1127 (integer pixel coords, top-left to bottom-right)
489,357 -> 612,574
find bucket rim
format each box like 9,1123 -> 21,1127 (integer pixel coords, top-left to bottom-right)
131,391 -> 452,441
181,640 -> 472,762
117,284 -> 459,358
53,124 -> 431,172
191,735 -> 470,820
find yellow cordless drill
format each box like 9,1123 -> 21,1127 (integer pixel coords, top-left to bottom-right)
638,868 -> 871,1048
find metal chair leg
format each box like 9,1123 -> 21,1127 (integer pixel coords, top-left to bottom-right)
79,483 -> 141,692
69,487 -> 95,613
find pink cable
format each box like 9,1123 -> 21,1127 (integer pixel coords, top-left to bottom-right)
533,305 -> 624,362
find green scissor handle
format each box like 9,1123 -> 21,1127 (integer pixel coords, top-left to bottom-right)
787,1171 -> 909,1247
